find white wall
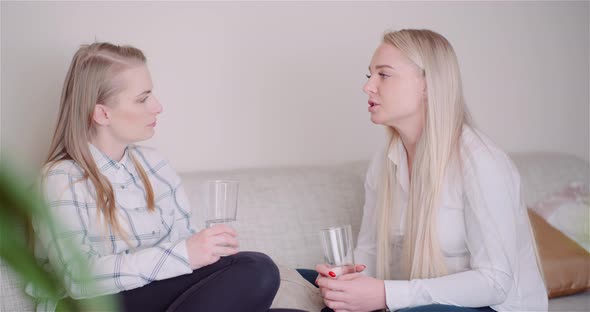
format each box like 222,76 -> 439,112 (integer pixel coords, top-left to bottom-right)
1,1 -> 588,177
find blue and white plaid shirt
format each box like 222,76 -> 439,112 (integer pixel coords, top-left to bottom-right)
27,144 -> 196,311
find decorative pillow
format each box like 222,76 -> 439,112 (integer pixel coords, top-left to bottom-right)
528,209 -> 590,298
530,182 -> 589,252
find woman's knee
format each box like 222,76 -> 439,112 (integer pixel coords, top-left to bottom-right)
234,251 -> 280,293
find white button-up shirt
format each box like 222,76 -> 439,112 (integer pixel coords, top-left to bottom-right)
354,127 -> 548,311
27,144 -> 195,311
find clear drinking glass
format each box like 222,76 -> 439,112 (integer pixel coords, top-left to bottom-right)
205,180 -> 239,228
319,224 -> 356,277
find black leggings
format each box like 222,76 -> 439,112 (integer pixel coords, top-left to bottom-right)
58,252 -> 301,312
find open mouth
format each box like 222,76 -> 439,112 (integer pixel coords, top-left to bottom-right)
368,100 -> 380,108
368,100 -> 381,113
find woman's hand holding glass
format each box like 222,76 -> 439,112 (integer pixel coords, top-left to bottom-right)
316,271 -> 387,312
314,224 -> 385,311
315,263 -> 365,279
185,224 -> 239,269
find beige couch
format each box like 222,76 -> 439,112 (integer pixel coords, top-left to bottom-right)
1,152 -> 588,311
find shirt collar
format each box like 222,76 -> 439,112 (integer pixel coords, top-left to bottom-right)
387,137 -> 410,193
88,143 -> 132,172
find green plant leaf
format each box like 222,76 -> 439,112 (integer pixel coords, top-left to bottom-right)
0,165 -> 117,312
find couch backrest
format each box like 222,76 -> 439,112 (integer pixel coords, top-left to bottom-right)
180,161 -> 368,269
511,152 -> 589,204
179,153 -> 590,269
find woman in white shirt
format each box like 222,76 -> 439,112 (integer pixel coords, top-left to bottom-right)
28,42 -> 294,312
315,29 -> 548,312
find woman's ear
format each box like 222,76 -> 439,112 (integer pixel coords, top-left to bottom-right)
92,104 -> 110,126
416,74 -> 428,102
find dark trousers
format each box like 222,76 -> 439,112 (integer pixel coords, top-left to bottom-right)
321,304 -> 494,312
398,305 -> 495,312
59,252 -> 303,312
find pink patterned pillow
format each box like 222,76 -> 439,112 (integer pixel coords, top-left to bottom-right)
530,182 -> 589,252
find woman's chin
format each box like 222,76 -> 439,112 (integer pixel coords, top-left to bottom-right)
370,114 -> 385,126
135,130 -> 156,142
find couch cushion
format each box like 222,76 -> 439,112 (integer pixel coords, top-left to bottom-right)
0,261 -> 35,311
270,265 -> 323,311
0,219 -> 35,311
548,290 -> 590,311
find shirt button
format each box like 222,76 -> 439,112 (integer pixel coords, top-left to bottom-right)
152,231 -> 156,234
120,185 -> 125,189
125,250 -> 129,254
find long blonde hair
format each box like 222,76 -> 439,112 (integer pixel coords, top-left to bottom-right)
375,29 -> 472,280
44,42 -> 155,241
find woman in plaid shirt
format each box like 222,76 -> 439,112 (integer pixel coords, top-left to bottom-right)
28,42 -> 289,312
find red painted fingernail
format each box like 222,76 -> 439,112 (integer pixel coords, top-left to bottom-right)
329,271 -> 336,277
